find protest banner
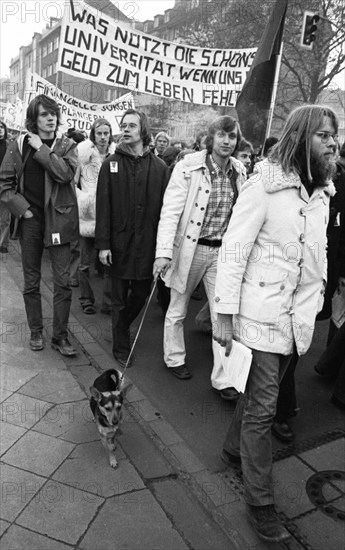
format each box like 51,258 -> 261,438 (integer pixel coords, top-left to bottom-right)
25,72 -> 134,134
3,98 -> 25,131
57,0 -> 257,107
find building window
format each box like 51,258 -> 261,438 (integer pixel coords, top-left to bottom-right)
53,36 -> 59,50
48,41 -> 53,54
53,62 -> 57,74
164,11 -> 170,23
42,67 -> 47,78
42,44 -> 47,57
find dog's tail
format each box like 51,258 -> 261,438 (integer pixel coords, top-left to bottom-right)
92,369 -> 122,392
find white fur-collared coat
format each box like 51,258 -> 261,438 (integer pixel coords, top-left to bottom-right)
214,159 -> 335,356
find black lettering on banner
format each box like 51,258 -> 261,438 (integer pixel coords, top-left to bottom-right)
69,0 -> 109,36
60,49 -> 100,77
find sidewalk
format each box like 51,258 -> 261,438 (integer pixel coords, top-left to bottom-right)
1,250 -> 344,550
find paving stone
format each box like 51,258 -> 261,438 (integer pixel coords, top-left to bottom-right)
81,341 -> 106,356
119,421 -> 174,479
68,364 -> 98,394
17,481 -> 103,545
272,456 -> 315,518
131,399 -> 163,422
0,421 -> 26,456
0,463 -> 45,521
293,508 -> 345,550
0,388 -> 12,403
149,418 -> 183,446
32,400 -> 96,443
0,363 -> 38,392
53,441 -> 144,498
19,370 -> 86,404
1,431 -> 75,477
194,470 -> 240,507
125,384 -> 146,403
0,393 -> 54,429
0,525 -> 71,550
80,489 -> 188,550
152,478 -> 236,550
169,442 -> 205,473
91,353 -> 118,371
0,519 -> 10,537
299,438 -> 345,472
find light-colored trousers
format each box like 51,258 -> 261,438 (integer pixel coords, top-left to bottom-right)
164,244 -> 229,389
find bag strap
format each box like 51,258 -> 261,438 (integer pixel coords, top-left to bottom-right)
16,148 -> 31,182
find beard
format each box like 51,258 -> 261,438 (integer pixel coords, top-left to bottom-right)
296,146 -> 336,191
310,150 -> 337,189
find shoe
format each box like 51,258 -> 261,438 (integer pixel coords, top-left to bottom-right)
246,504 -> 291,543
221,449 -> 241,468
29,331 -> 44,351
212,387 -> 239,401
169,364 -> 192,380
51,337 -> 76,356
272,421 -> 294,442
114,354 -> 131,368
82,304 -> 96,314
331,394 -> 345,410
0,246 -> 8,253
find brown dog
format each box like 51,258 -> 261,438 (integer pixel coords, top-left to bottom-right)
90,369 -> 132,468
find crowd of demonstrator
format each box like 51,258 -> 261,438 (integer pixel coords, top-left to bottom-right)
0,95 -> 344,544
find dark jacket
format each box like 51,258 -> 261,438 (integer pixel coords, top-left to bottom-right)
0,134 -> 78,246
95,143 -> 169,279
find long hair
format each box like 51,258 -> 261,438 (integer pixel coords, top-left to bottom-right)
0,121 -> 8,140
155,131 -> 170,146
25,94 -> 61,133
205,116 -> 242,153
89,118 -> 112,145
235,138 -> 254,155
120,109 -> 151,147
270,104 -> 338,181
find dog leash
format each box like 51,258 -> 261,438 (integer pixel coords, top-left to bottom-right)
121,278 -> 158,379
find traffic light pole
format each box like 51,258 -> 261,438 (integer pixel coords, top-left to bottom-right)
264,40 -> 283,145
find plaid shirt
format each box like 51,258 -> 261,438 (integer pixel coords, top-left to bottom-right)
200,154 -> 238,240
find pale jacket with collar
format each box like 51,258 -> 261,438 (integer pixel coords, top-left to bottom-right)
75,139 -> 115,237
155,150 -> 247,293
214,158 -> 335,356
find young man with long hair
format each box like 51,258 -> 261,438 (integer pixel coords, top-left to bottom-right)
213,104 -> 338,543
0,95 -> 78,355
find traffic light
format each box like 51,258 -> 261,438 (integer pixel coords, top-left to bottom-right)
300,11 -> 320,49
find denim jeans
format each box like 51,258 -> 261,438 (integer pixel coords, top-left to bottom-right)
223,349 -> 292,506
79,236 -> 95,307
20,214 -> 72,340
111,277 -> 152,358
0,201 -> 11,248
164,244 -> 225,388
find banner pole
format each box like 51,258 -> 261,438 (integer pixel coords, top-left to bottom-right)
263,41 -> 283,145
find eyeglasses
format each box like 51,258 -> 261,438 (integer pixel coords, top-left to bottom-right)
314,131 -> 338,143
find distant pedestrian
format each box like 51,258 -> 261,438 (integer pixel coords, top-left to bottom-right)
234,138 -> 254,175
76,118 -> 115,315
213,104 -> 338,543
95,109 -> 169,367
0,121 -> 10,253
154,131 -> 170,158
0,95 -> 78,355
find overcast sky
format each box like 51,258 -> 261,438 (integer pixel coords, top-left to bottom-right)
0,0 -> 174,77
1,0 -> 344,90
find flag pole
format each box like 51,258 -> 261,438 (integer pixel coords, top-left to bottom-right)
263,41 -> 283,145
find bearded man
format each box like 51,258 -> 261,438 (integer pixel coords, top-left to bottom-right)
213,104 -> 338,543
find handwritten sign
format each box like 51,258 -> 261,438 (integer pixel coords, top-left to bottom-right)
57,0 -> 257,106
25,72 -> 134,134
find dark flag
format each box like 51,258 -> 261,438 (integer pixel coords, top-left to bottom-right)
236,0 -> 288,148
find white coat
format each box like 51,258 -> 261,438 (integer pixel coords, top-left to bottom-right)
214,159 -> 335,356
155,150 -> 247,294
76,139 -> 115,238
